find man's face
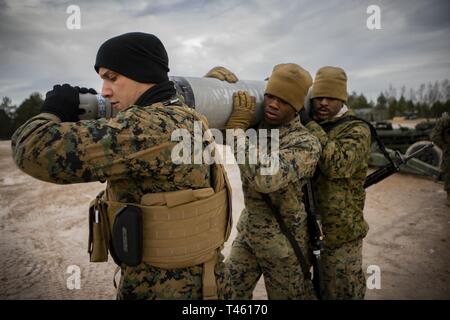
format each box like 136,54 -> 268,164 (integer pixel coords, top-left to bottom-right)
263,94 -> 297,127
99,67 -> 152,111
311,97 -> 344,121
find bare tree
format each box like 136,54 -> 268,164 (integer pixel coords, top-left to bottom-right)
409,88 -> 416,102
417,83 -> 425,104
441,79 -> 450,101
400,85 -> 406,98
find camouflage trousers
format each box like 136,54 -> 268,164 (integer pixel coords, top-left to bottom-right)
321,239 -> 366,300
226,231 -> 316,300
116,253 -> 231,300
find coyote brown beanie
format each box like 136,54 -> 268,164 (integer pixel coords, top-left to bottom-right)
311,66 -> 348,102
265,63 -> 312,111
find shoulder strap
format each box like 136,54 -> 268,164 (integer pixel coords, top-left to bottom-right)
320,115 -> 368,133
319,115 -> 396,167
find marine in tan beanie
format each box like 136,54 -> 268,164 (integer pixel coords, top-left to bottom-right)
301,65 -> 372,300
214,63 -> 322,299
308,66 -> 348,122
311,66 -> 347,102
265,63 -> 313,111
263,63 -> 312,127
223,62 -> 313,129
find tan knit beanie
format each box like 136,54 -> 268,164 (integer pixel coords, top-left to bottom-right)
311,66 -> 348,102
265,63 -> 312,111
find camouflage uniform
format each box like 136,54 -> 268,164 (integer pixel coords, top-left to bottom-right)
11,102 -> 231,300
430,115 -> 450,199
227,116 -> 321,299
306,109 -> 371,300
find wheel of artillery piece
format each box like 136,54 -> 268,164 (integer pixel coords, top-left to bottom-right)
405,140 -> 442,168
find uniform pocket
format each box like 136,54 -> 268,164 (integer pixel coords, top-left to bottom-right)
256,232 -> 291,259
88,200 -> 110,262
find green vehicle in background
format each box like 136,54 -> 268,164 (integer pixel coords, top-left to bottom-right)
369,119 -> 443,181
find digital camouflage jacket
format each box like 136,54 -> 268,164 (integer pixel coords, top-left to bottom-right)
11,103 -> 231,299
306,110 -> 371,249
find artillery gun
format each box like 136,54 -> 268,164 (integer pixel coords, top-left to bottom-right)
369,119 -> 442,179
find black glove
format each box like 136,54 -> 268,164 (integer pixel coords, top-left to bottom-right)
41,84 -> 96,122
299,106 -> 312,125
76,86 -> 97,95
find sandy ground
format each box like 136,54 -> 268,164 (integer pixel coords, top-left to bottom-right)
0,140 -> 449,300
391,117 -> 429,128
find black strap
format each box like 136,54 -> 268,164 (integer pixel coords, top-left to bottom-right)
319,115 -> 396,167
261,193 -> 311,280
303,179 -> 325,299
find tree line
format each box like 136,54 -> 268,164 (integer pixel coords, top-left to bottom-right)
1,79 -> 450,140
0,93 -> 43,140
347,79 -> 450,119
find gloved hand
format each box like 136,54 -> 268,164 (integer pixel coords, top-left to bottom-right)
299,87 -> 313,125
41,84 -> 78,122
76,86 -> 97,95
204,66 -> 238,83
41,84 -> 97,122
225,90 -> 256,130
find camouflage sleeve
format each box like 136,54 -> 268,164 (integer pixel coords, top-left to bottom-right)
232,130 -> 321,193
430,116 -> 450,149
305,121 -> 328,146
306,120 -> 371,178
11,111 -> 165,184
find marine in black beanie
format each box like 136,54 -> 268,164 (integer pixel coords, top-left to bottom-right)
95,32 -> 169,84
95,32 -> 176,108
11,32 -> 233,301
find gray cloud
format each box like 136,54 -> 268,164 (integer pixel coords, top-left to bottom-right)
0,0 -> 449,106
402,0 -> 450,32
134,0 -> 217,17
0,0 -> 8,10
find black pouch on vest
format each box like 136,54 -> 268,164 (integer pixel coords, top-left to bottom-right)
112,205 -> 143,267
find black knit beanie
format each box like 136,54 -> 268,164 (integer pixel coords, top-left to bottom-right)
94,32 -> 169,83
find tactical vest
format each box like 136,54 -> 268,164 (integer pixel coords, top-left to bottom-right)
87,104 -> 233,300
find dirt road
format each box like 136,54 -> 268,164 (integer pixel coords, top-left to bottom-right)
0,140 -> 449,299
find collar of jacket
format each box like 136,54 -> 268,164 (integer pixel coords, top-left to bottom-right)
259,114 -> 302,133
335,104 -> 349,118
317,106 -> 354,127
133,80 -> 177,107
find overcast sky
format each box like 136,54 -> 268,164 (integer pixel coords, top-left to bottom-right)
1,0 -> 449,106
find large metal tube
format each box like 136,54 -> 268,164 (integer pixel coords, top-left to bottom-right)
170,76 -> 266,129
78,76 -> 267,128
78,93 -> 113,120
